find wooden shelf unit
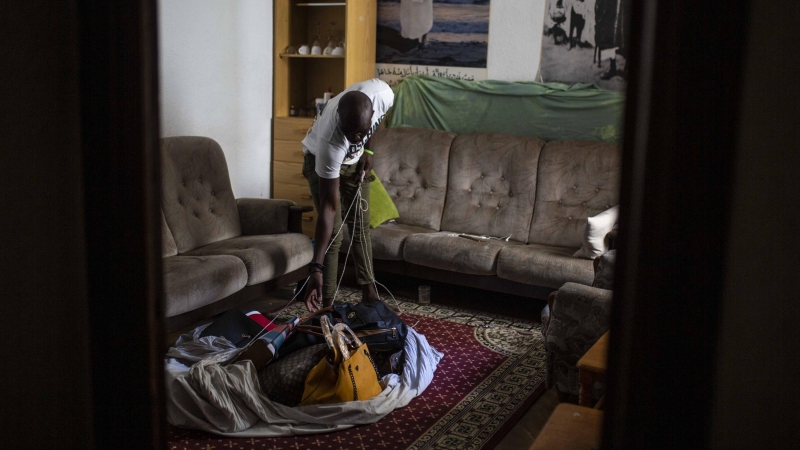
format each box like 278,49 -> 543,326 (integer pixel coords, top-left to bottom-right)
272,0 -> 376,238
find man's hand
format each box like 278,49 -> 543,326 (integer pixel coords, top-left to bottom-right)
356,152 -> 373,184
303,271 -> 323,312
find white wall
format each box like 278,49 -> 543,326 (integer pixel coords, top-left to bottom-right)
487,0 -> 547,81
158,0 -> 273,198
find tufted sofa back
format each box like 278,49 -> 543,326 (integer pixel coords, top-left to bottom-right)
160,137 -> 242,253
528,140 -> 622,247
440,133 -> 545,242
371,127 -> 456,230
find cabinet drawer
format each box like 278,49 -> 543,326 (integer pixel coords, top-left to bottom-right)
273,161 -> 307,186
301,210 -> 317,238
274,139 -> 306,164
274,184 -> 315,208
274,117 -> 314,141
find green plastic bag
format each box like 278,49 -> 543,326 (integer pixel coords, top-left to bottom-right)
368,170 -> 399,229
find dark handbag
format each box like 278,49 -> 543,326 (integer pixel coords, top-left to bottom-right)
280,300 -> 408,357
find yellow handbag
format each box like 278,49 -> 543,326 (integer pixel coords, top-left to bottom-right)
299,316 -> 383,405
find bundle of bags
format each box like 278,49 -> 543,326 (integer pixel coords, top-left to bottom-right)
165,300 -> 442,436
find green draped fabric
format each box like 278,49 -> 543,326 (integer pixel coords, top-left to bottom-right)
385,75 -> 625,142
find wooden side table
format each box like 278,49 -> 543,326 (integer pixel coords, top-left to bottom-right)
530,403 -> 603,450
577,331 -> 609,407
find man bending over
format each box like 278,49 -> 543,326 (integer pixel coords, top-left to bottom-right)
301,78 -> 394,312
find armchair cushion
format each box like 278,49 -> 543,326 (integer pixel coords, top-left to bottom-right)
163,255 -> 248,317
183,234 -> 312,285
236,198 -> 295,236
544,282 -> 613,395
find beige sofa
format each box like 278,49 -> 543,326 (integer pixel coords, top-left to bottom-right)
349,127 -> 621,299
160,137 -> 313,331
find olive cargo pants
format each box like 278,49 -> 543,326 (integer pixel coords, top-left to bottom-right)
302,153 -> 374,300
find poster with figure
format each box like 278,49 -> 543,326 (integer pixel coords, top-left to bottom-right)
540,0 -> 631,91
376,0 -> 490,87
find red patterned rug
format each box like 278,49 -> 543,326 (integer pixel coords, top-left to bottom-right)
168,288 -> 546,450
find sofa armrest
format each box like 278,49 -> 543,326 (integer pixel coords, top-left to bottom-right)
545,282 -> 613,396
236,198 -> 296,235
289,205 -> 314,234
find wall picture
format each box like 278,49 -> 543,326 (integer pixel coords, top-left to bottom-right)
376,0 -> 490,87
540,0 -> 631,91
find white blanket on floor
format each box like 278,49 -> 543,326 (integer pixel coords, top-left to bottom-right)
165,325 -> 443,437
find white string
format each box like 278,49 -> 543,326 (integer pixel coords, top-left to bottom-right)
235,188 -> 363,355
237,174 -> 404,356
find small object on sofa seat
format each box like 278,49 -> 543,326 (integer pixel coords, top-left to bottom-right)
574,205 -> 619,259
458,234 -> 487,243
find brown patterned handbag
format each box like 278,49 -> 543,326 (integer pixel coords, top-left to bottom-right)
258,343 -> 328,406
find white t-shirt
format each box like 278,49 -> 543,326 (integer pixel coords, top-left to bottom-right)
301,79 -> 394,179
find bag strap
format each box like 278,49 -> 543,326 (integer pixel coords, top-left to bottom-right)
320,316 -> 343,364
296,324 -> 397,338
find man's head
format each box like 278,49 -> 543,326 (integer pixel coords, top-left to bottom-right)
337,91 -> 373,143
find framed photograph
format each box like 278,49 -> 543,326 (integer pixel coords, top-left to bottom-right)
540,0 -> 631,91
376,0 -> 491,86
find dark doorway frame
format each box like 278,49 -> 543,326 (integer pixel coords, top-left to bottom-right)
78,0 -> 165,448
603,0 -> 749,448
74,0 -> 757,447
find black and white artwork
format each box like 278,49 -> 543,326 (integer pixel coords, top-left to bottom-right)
375,0 -> 490,87
540,0 -> 631,91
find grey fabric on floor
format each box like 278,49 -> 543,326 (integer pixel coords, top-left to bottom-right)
165,325 -> 442,436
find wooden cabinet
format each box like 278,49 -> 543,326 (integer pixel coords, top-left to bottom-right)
272,0 -> 376,238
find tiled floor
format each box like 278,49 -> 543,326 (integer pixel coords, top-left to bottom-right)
165,272 -> 561,449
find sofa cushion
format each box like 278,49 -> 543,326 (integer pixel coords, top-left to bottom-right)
371,127 -> 456,230
161,136 -> 242,253
340,222 -> 437,260
497,243 -> 595,288
440,133 -> 544,243
183,234 -> 312,285
236,198 -> 293,236
163,255 -> 247,317
161,209 -> 178,258
403,232 -> 525,275
528,140 -> 621,248
373,222 -> 438,260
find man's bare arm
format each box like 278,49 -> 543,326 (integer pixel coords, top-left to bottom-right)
304,176 -> 339,311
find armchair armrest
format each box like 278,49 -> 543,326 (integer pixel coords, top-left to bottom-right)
236,198 -> 296,235
289,205 -> 314,234
544,282 -> 613,395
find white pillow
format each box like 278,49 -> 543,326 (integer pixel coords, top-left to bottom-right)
573,205 -> 619,259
